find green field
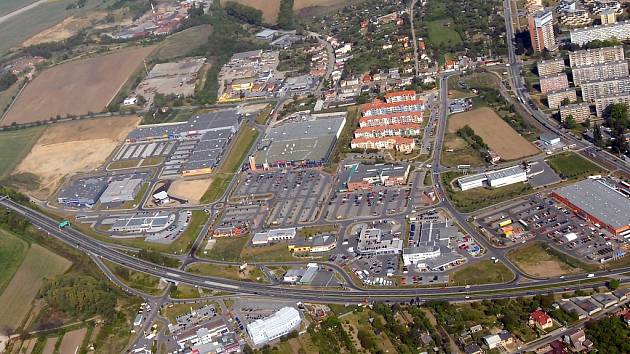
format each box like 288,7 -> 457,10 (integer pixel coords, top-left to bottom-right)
546,152 -> 605,180
0,244 -> 71,331
187,263 -> 266,282
201,125 -> 259,203
151,25 -> 213,61
106,261 -> 163,295
0,126 -> 45,179
426,19 -> 463,47
0,229 -> 29,294
442,172 -> 532,213
0,0 -> 95,54
450,260 -> 514,285
201,237 -> 248,261
507,241 -> 595,277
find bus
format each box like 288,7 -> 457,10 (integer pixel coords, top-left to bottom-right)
518,219 -> 528,228
58,220 -> 70,228
498,219 -> 512,227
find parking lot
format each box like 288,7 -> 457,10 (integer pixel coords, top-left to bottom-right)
214,203 -> 266,233
325,186 -> 410,221
476,194 -> 624,263
234,170 -> 332,226
527,160 -> 561,188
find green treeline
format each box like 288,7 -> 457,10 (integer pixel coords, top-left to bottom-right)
457,125 -> 488,152
277,0 -> 296,30
39,275 -> 117,319
224,1 -> 263,25
0,73 -> 17,92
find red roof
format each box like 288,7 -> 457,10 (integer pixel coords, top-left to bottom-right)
355,123 -> 422,133
530,310 -> 551,325
384,90 -> 416,99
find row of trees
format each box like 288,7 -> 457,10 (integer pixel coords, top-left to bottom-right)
0,73 -> 17,92
457,125 -> 488,153
224,1 -> 263,25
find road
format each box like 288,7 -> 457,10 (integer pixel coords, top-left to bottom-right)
4,197 -> 630,304
0,0 -> 47,25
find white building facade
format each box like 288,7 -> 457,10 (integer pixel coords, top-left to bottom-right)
247,307 -> 301,346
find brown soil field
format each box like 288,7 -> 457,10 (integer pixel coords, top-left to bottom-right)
447,107 -> 539,160
23,12 -> 107,46
169,178 -> 212,204
221,0 -> 347,23
12,116 -> 140,199
58,328 -> 87,354
3,46 -> 154,125
41,338 -> 57,354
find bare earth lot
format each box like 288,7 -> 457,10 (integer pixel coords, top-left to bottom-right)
12,116 -> 140,199
448,107 -> 539,160
3,46 -> 153,125
58,328 -> 87,354
508,242 -> 582,278
0,244 -> 71,333
23,12 -> 107,46
169,178 -> 212,204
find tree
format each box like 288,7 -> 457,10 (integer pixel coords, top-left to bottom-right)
593,124 -> 605,147
0,73 -> 18,92
563,114 -> 577,129
224,2 -> 263,25
607,279 -> 620,290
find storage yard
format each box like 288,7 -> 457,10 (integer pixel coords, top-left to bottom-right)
447,107 -> 540,160
2,46 -> 154,125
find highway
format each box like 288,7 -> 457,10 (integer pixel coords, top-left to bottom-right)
3,196 -> 630,303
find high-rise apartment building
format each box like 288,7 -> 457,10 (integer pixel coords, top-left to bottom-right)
569,46 -> 625,67
537,58 -> 565,76
529,10 -> 557,52
540,73 -> 569,94
580,77 -> 630,102
570,20 -> 630,46
571,60 -> 629,86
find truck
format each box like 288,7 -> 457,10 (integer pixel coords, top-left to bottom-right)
58,220 -> 70,228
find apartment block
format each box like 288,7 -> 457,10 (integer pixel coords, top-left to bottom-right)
559,102 -> 591,123
529,10 -> 557,52
571,60 -> 629,86
537,58 -> 565,76
350,136 -> 416,153
594,93 -> 630,117
358,112 -> 423,128
559,10 -> 592,27
354,123 -> 422,138
570,20 -> 630,46
540,73 -> 569,94
547,88 -> 577,109
580,77 -> 630,102
569,46 -> 625,67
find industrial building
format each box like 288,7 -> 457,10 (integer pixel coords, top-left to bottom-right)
571,60 -> 629,86
251,112 -> 347,169
568,46 -> 625,68
547,88 -> 577,109
251,228 -> 296,245
99,177 -> 143,204
528,10 -> 557,52
580,77 -> 630,102
540,73 -> 569,95
358,112 -> 423,128
537,58 -> 565,77
247,307 -> 301,346
57,177 -> 108,208
594,93 -> 630,117
356,225 -> 403,255
551,178 -> 630,236
559,102 -> 591,123
457,166 -> 528,191
570,20 -> 630,46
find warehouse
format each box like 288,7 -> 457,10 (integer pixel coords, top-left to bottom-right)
551,178 -> 630,236
99,177 -> 143,204
457,166 -> 527,191
57,176 -> 108,208
251,112 -> 346,169
247,307 -> 301,346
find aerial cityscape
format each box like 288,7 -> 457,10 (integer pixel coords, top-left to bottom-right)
0,0 -> 629,353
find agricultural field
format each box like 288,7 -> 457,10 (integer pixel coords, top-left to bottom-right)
426,19 -> 463,46
0,78 -> 23,116
22,12 -> 108,46
0,244 -> 71,332
2,46 -> 154,125
0,230 -> 29,294
220,0 -> 281,23
507,241 -> 583,278
448,107 -> 539,160
0,126 -> 45,179
152,24 -> 213,61
546,152 -> 605,180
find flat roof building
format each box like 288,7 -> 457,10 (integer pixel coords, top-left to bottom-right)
340,163 -> 410,191
252,112 -> 347,169
252,228 -> 296,245
358,111 -> 423,128
356,225 -> 403,255
570,20 -> 630,46
247,307 -> 301,346
571,60 -> 629,86
551,178 -> 630,235
537,58 -> 565,77
458,166 -> 527,191
529,10 -> 557,52
559,102 -> 591,123
594,93 -> 630,117
547,88 -> 577,109
580,77 -> 630,102
99,178 -> 143,204
57,177 -> 108,208
569,46 -> 625,67
540,73 -> 569,95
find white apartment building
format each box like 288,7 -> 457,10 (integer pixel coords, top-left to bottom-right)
570,20 -> 630,46
247,307 -> 301,346
581,77 -> 630,102
594,93 -> 630,117
569,46 -> 624,67
571,60 -> 629,86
